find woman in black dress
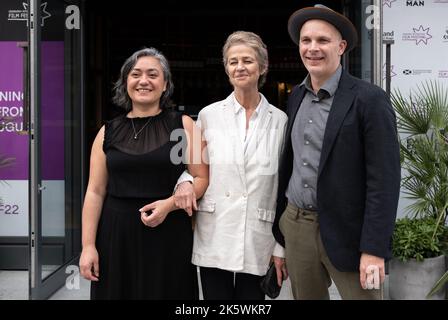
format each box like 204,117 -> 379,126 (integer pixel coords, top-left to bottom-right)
79,48 -> 208,299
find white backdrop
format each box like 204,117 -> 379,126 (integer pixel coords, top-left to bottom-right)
383,0 -> 448,218
383,0 -> 448,93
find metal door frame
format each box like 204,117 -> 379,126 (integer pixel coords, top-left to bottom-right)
28,0 -> 85,300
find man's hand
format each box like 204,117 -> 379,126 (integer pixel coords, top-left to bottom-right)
173,181 -> 197,216
359,253 -> 385,289
273,256 -> 288,287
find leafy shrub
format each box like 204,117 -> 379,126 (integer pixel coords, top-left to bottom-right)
392,217 -> 448,262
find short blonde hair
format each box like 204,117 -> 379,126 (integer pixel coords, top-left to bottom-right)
222,31 -> 269,88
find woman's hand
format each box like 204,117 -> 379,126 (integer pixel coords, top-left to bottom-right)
140,198 -> 175,228
273,256 -> 288,287
79,245 -> 100,282
174,181 -> 197,216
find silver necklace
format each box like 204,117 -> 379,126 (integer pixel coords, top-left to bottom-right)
131,117 -> 151,140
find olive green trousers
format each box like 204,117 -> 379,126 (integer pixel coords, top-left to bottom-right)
279,203 -> 382,300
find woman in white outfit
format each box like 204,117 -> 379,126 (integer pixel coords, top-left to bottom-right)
185,31 -> 288,300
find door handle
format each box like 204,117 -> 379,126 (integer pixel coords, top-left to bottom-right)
17,42 -> 29,134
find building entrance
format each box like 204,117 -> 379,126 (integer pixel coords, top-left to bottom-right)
0,0 -> 381,299
84,0 -> 348,125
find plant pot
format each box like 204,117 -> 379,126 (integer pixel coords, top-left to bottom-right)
389,255 -> 446,300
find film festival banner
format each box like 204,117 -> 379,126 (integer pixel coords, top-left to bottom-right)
383,0 -> 448,93
0,0 -> 65,237
0,40 -> 28,237
383,0 -> 448,217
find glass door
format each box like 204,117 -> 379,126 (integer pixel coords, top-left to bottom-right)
343,0 -> 383,87
28,0 -> 83,299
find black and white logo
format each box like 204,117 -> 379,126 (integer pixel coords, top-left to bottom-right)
383,30 -> 395,41
443,27 -> 448,42
402,69 -> 432,76
439,70 -> 448,78
7,2 -> 51,27
406,0 -> 425,6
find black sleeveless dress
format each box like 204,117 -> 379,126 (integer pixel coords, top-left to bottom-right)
91,110 -> 198,300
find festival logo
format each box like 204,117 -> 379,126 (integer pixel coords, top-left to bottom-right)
383,0 -> 397,8
443,27 -> 448,42
439,70 -> 448,78
383,64 -> 397,80
402,25 -> 433,45
402,68 -> 432,76
7,2 -> 51,27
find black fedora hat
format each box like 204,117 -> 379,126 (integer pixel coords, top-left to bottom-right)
287,4 -> 358,52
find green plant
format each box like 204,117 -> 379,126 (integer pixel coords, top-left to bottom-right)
392,81 -> 448,229
392,217 -> 448,262
427,270 -> 448,298
391,80 -> 448,297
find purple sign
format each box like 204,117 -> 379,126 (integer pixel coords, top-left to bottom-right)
0,41 -> 27,180
0,41 -> 64,181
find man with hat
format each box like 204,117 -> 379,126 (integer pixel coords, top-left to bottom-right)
272,5 -> 401,299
